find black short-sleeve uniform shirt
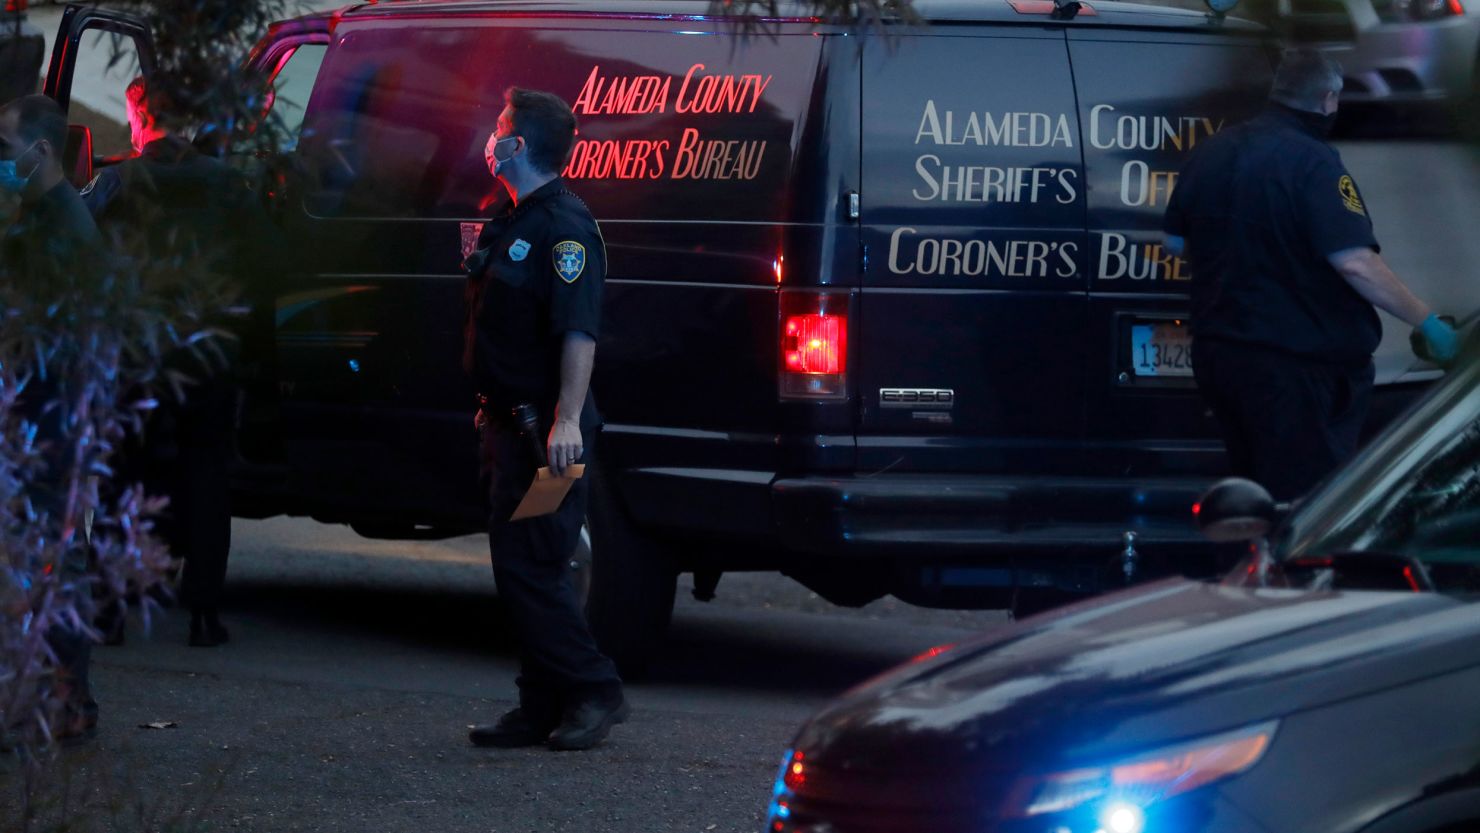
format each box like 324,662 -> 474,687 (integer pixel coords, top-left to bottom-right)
463,177 -> 606,410
1164,104 -> 1381,366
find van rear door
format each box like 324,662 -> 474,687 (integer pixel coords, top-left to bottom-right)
857,28 -> 1088,473
1069,31 -> 1271,476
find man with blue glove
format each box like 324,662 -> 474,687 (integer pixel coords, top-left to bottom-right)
1164,49 -> 1460,502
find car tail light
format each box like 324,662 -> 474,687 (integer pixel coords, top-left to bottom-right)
4,0 -> 27,12
779,290 -> 849,401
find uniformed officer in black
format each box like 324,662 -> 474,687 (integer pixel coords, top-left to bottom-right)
1164,49 -> 1459,502
464,87 -> 625,751
83,75 -> 283,648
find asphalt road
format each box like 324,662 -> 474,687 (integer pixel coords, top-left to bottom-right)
2,518 -> 1005,833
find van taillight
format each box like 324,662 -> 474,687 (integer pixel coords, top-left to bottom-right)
779,290 -> 849,401
4,0 -> 26,11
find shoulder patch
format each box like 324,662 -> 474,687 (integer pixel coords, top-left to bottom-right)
1338,175 -> 1365,216
553,240 -> 586,283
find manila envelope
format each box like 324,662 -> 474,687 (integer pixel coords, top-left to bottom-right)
510,464 -> 585,521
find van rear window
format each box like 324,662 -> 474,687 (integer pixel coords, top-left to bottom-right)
297,22 -> 825,223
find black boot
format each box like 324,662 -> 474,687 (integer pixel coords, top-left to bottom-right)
547,693 -> 629,751
188,606 -> 230,647
469,707 -> 560,748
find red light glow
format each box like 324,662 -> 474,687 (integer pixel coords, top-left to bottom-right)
783,314 -> 846,375
1448,0 -> 1464,13
912,643 -> 956,663
1191,502 -> 1201,517
1403,565 -> 1421,592
784,761 -> 806,789
1006,0 -> 1099,14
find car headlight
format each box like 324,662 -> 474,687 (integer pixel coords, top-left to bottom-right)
1378,0 -> 1464,22
1003,721 -> 1278,819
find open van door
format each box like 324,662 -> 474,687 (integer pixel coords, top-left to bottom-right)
42,4 -> 154,112
228,18 -> 331,480
41,4 -> 154,185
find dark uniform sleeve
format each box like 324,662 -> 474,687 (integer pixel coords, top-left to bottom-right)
1163,157 -> 1192,238
78,166 -> 122,219
1298,154 -> 1379,257
546,216 -> 606,339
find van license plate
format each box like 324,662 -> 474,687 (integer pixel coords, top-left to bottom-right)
1130,322 -> 1194,377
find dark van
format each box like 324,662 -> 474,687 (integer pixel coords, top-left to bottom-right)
43,0 -> 1348,671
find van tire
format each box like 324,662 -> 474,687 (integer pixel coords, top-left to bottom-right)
582,465 -> 678,678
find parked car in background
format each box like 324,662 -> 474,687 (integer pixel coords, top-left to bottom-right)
0,0 -> 44,103
768,344 -> 1480,833
1273,0 -> 1480,104
1090,0 -> 1478,106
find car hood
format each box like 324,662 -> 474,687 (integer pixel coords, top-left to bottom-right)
795,578 -> 1474,778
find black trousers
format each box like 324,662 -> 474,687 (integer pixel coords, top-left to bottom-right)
124,374 -> 236,610
1194,339 -> 1374,503
478,415 -> 620,719
47,623 -> 96,725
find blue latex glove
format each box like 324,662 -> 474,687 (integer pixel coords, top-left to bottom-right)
1417,313 -> 1460,365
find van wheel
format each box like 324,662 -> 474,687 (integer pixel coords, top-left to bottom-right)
577,466 -> 678,678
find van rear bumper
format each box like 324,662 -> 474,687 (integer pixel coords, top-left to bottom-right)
623,466 -> 1214,556
770,474 -> 1213,555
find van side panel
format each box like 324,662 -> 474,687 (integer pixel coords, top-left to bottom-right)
284,17 -> 833,535
857,29 -> 1089,473
1071,31 -> 1271,474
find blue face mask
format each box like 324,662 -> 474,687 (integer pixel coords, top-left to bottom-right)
0,142 -> 38,194
488,135 -> 519,179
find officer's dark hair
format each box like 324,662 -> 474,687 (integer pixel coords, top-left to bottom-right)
504,87 -> 577,175
1270,49 -> 1344,113
0,94 -> 67,156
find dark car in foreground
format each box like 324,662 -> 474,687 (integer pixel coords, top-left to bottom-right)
768,350 -> 1480,833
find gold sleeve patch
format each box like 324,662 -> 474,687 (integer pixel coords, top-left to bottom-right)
553,241 -> 586,283
1338,175 -> 1365,216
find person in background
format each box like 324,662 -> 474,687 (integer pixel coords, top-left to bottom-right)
463,87 -> 626,752
84,75 -> 281,647
1165,48 -> 1460,502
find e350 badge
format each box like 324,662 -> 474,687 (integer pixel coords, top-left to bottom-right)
553,241 -> 586,283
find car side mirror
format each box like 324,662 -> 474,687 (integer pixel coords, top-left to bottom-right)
1196,478 -> 1281,543
62,124 -> 94,189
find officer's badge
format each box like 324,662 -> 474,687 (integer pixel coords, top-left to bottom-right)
553,241 -> 586,283
508,238 -> 531,262
1338,175 -> 1366,216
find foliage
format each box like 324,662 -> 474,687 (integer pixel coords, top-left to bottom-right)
112,0 -> 295,155
0,0 -> 289,799
0,205 -> 237,765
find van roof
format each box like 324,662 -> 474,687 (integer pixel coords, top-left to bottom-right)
337,0 -> 1266,31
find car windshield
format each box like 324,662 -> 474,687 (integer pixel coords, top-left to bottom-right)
1275,356 -> 1480,595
